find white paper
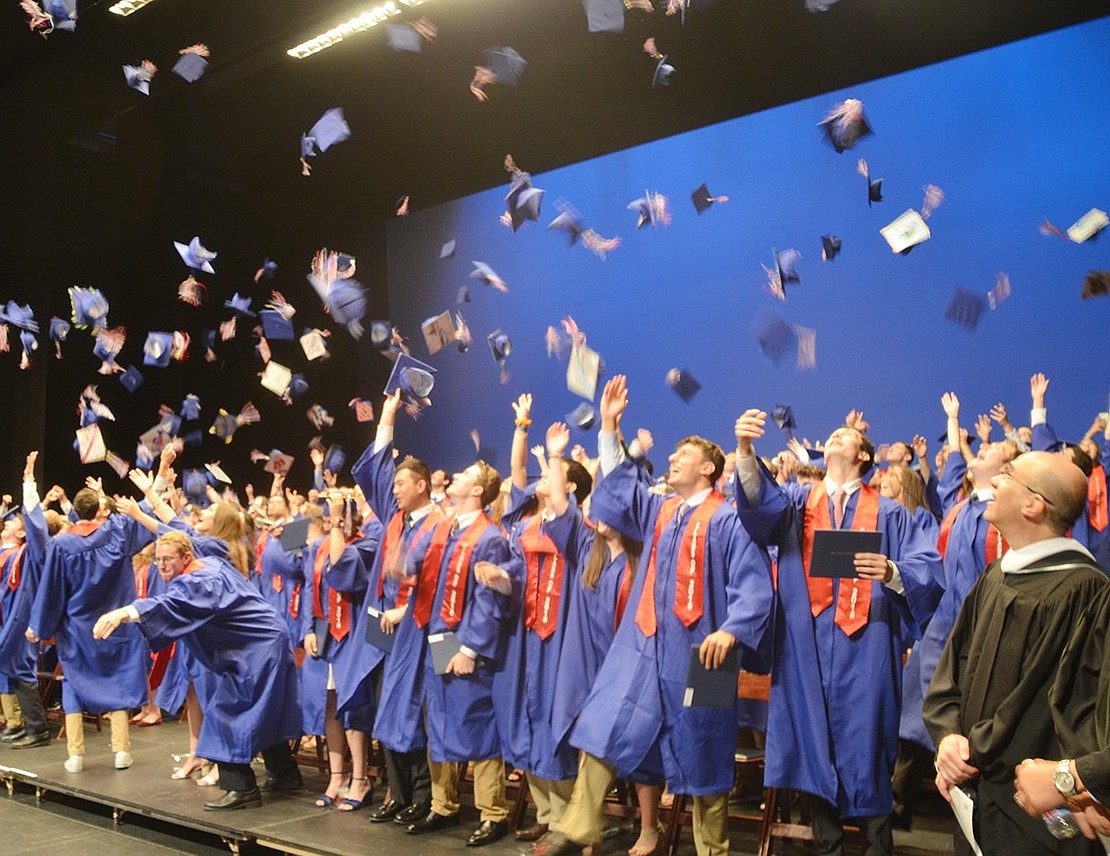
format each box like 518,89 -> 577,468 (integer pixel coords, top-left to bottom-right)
880,209 -> 931,254
1067,207 -> 1109,244
949,787 -> 983,856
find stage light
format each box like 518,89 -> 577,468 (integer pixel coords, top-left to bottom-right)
287,0 -> 425,60
108,0 -> 158,16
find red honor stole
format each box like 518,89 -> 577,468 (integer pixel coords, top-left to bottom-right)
802,483 -> 879,637
378,506 -> 444,604
2,544 -> 25,592
257,531 -> 285,594
518,514 -> 566,640
410,514 -> 491,629
1089,468 -> 1107,533
69,520 -> 103,537
634,492 -> 726,638
310,538 -> 351,642
937,498 -> 1007,566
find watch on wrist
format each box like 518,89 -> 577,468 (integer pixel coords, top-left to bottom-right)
1054,759 -> 1077,799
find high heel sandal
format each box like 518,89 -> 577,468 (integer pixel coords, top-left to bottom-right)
338,777 -> 371,812
196,764 -> 219,787
316,771 -> 348,808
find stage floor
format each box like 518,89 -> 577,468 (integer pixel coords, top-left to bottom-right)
0,719 -> 955,855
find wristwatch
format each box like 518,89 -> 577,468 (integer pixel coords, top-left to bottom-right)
1054,759 -> 1077,799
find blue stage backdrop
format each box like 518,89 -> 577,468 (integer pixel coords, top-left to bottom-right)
383,18 -> 1109,474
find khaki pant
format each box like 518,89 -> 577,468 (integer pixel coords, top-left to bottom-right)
527,773 -> 575,826
65,710 -> 130,757
429,756 -> 508,822
553,752 -> 729,856
0,692 -> 23,730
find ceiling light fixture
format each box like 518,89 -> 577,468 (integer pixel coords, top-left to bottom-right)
287,0 -> 425,60
108,0 -> 159,16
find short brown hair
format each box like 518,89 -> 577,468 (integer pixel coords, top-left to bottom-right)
474,460 -> 503,508
396,456 -> 432,492
156,530 -> 194,558
72,488 -> 100,521
676,436 -> 726,484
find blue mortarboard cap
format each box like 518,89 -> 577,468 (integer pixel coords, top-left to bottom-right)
143,332 -> 174,367
774,248 -> 802,287
584,0 -> 625,33
44,0 -> 77,31
385,22 -> 423,52
505,174 -> 544,232
548,203 -> 586,245
690,183 -> 720,215
202,329 -> 217,350
457,286 -> 472,304
304,108 -> 350,156
1082,270 -> 1110,300
944,287 -> 987,331
368,320 -> 391,350
122,63 -> 153,95
324,280 -> 367,330
567,402 -> 597,430
384,353 -> 437,401
69,286 -> 109,329
174,236 -> 217,273
752,311 -> 798,365
119,365 -> 144,393
652,56 -> 675,89
821,235 -> 842,262
183,469 -> 210,506
259,309 -> 295,341
819,99 -> 873,153
772,404 -> 796,434
224,293 -> 256,317
92,332 -> 122,363
323,445 -> 346,475
665,369 -> 701,402
288,374 -> 310,400
172,51 -> 208,83
256,258 -> 278,280
181,393 -> 201,421
183,429 -> 204,447
488,329 -> 512,363
483,46 -> 526,87
0,301 -> 38,333
50,316 -> 70,342
868,177 -> 883,205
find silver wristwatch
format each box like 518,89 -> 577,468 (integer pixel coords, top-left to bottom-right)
1053,759 -> 1077,799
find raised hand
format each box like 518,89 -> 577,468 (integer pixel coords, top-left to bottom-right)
599,375 -> 628,431
989,402 -> 1013,430
912,434 -> 928,460
941,391 -> 960,419
1030,372 -> 1049,408
546,422 -> 570,458
129,468 -> 155,495
23,451 -> 37,482
635,428 -> 654,457
975,413 -> 992,444
734,409 -> 767,456
511,393 -> 533,424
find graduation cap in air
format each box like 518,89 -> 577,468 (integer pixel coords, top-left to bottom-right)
440,239 -> 456,259
92,327 -> 125,367
384,353 -> 437,406
505,172 -> 545,232
880,210 -> 931,255
369,320 -> 392,350
299,328 -> 329,361
774,248 -> 801,288
821,235 -> 842,262
288,373 -> 309,401
483,46 -> 527,87
172,45 -> 209,83
301,108 -> 351,160
122,61 -> 156,95
224,293 -> 256,318
254,258 -> 278,282
385,22 -> 423,53
183,469 -> 211,507
857,159 -> 882,206
205,462 -> 231,484
49,316 -> 69,357
752,310 -> 798,365
807,0 -> 841,9
0,301 -> 38,335
143,332 -> 174,368
24,0 -> 77,35
181,394 -> 201,421
75,423 -> 106,464
259,309 -> 295,341
584,0 -> 624,33
174,236 -> 217,273
818,98 -> 873,153
1067,208 -> 1109,244
350,399 -> 375,423
691,183 -> 728,215
548,201 -> 586,245
210,402 -> 260,444
1082,270 -> 1110,300
323,445 -> 346,475
119,365 -> 144,394
182,429 -> 203,448
457,286 -> 472,304
488,329 -> 512,383
772,404 -> 796,436
253,448 -> 295,476
69,286 -> 109,329
665,369 -> 701,402
944,287 -> 987,331
566,402 -> 598,431
470,261 -> 508,291
652,56 -> 675,89
628,191 -> 670,229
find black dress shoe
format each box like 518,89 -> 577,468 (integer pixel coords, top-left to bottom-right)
515,822 -> 549,841
407,810 -> 461,834
395,802 -> 430,825
258,772 -> 304,793
0,726 -> 26,742
369,799 -> 405,822
204,788 -> 262,811
468,820 -> 509,847
9,731 -> 50,749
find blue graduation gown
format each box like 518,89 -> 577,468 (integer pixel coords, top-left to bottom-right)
257,529 -> 301,641
492,503 -> 581,781
572,459 -> 774,796
373,520 -> 513,762
134,557 -> 302,764
735,464 -> 943,817
0,503 -> 49,684
28,515 -> 153,713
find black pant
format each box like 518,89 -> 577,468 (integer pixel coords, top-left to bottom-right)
219,742 -> 298,792
12,679 -> 48,736
810,796 -> 893,856
891,740 -> 933,823
372,663 -> 430,806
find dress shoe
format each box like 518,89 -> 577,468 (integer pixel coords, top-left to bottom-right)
531,831 -> 582,856
64,754 -> 84,773
258,771 -> 304,793
369,799 -> 405,823
204,788 -> 263,811
0,726 -> 25,742
114,751 -> 133,769
407,810 -> 460,834
395,802 -> 430,825
515,822 -> 549,841
9,731 -> 50,749
468,819 -> 509,847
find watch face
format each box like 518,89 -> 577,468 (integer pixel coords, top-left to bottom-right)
1054,771 -> 1076,793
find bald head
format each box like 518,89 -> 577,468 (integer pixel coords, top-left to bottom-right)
1021,451 -> 1089,535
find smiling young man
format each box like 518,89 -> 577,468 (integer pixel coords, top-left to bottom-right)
733,408 -> 943,856
925,451 -> 1106,855
537,376 -> 773,856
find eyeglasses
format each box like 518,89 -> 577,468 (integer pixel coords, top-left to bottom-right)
997,463 -> 1054,506
153,555 -> 183,566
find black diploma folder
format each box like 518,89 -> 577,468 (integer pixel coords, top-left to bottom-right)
311,617 -> 332,659
429,631 -> 462,675
809,529 -> 882,578
683,645 -> 739,709
364,606 -> 395,654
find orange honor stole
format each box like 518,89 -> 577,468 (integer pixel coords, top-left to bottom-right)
411,514 -> 492,629
518,514 -> 567,640
802,483 -> 879,637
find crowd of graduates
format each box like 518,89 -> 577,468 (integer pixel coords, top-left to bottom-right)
0,369 -> 1107,856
